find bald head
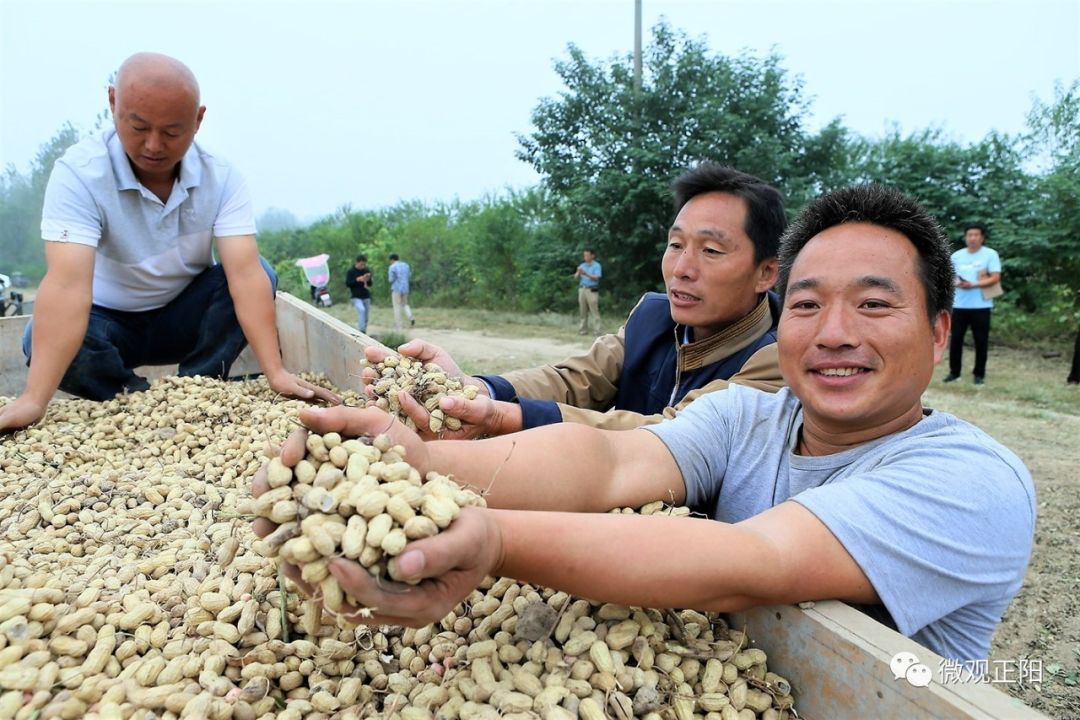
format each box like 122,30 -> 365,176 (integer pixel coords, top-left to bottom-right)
114,52 -> 201,105
108,53 -> 206,185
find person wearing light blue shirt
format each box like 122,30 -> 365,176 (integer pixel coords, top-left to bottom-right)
944,223 -> 1001,385
388,253 -> 414,331
575,248 -> 602,335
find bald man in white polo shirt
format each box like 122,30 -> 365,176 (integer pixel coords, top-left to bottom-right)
0,52 -> 338,432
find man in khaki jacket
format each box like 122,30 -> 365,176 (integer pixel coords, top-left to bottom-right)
365,163 -> 786,437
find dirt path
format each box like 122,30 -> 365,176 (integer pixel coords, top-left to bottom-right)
412,328 -> 588,375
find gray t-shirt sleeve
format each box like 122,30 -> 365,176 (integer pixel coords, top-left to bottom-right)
643,387 -> 736,504
793,432 -> 1035,660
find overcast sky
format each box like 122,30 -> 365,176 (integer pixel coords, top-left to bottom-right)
1,0 -> 1077,222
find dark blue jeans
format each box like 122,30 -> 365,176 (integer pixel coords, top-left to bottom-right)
23,258 -> 277,401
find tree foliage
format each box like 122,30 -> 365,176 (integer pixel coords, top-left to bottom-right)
516,22 -> 855,303
0,123 -> 80,279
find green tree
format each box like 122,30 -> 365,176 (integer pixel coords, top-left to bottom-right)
1014,80 -> 1080,323
516,22 -> 848,304
0,123 -> 81,279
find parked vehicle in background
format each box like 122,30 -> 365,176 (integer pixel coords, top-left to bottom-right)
0,273 -> 26,316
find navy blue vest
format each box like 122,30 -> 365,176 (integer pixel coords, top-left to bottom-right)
612,292 -> 779,415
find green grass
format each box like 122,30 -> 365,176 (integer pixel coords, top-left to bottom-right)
923,343 -> 1080,418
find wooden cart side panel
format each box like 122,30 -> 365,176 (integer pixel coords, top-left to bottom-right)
0,294 -> 381,397
728,602 -> 1045,720
0,315 -> 31,397
274,292 -> 386,393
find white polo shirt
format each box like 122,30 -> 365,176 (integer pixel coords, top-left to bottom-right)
40,129 -> 256,311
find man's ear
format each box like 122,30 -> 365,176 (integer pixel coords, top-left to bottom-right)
195,105 -> 206,133
755,258 -> 780,293
932,309 -> 950,363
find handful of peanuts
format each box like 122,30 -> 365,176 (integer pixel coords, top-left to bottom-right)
363,356 -> 479,434
0,375 -> 796,719
250,430 -> 486,613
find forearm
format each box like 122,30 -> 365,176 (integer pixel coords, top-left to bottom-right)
492,510 -> 779,611
229,267 -> 285,376
24,279 -> 91,404
425,424 -> 680,512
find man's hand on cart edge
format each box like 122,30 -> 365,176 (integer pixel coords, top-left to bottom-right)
266,368 -> 342,406
0,395 -> 48,434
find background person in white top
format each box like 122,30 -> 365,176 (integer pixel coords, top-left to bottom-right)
0,53 -> 338,433
944,223 -> 1001,385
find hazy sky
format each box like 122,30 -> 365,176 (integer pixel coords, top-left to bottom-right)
1,0 -> 1077,222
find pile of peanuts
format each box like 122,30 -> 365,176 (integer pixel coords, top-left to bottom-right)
363,357 -> 479,433
0,376 -> 796,719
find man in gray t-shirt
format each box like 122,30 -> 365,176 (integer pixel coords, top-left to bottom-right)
251,185 -> 1035,663
647,384 -> 1032,661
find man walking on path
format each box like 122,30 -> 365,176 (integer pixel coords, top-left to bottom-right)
944,223 -> 1001,385
388,253 -> 414,332
575,248 -> 602,335
345,255 -> 372,334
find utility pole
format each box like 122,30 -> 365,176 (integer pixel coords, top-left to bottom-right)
634,0 -> 642,91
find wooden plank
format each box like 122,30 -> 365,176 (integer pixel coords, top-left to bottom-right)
727,602 -> 1046,719
275,292 -> 313,374
273,292 -> 386,393
0,294 -> 361,398
0,315 -> 31,397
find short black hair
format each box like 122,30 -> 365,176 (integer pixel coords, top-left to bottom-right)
355,254 -> 367,263
777,184 -> 954,320
672,163 -> 786,264
389,253 -> 399,261
583,248 -> 596,255
963,222 -> 988,237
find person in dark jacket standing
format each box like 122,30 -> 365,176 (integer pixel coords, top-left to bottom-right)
363,163 -> 787,437
345,255 -> 372,334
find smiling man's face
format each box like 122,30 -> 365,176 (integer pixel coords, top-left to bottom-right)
779,222 -> 949,441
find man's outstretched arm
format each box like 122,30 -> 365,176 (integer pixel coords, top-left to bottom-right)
0,243 -> 95,432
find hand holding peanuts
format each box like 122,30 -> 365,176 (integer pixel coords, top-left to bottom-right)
362,340 -> 487,397
252,404 -> 501,626
324,506 -> 501,627
397,391 -> 523,440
